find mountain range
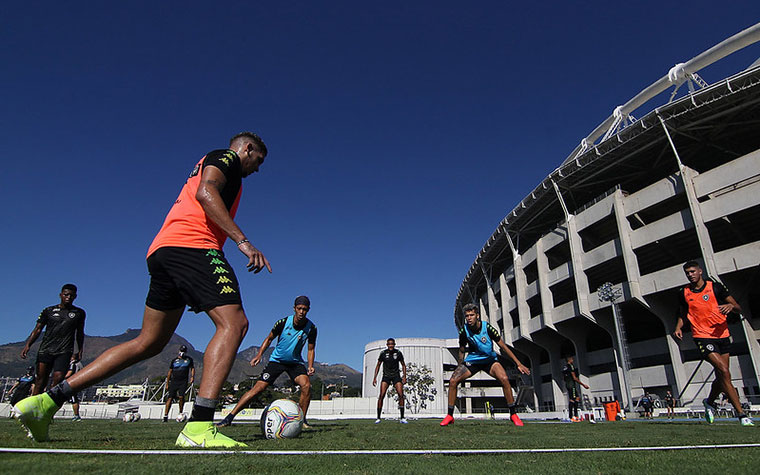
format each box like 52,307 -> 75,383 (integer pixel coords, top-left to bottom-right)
0,330 -> 362,387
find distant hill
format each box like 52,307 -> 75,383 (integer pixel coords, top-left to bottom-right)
0,331 -> 361,387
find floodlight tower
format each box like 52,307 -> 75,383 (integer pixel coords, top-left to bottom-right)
597,282 -> 632,411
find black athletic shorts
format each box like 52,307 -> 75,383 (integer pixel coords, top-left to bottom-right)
167,381 -> 188,399
568,384 -> 579,400
694,337 -> 731,358
146,247 -> 242,313
464,358 -> 497,376
37,352 -> 72,373
69,393 -> 80,404
260,361 -> 307,384
382,375 -> 402,385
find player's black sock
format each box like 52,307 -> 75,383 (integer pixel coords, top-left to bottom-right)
508,403 -> 517,415
47,381 -> 73,407
447,405 -> 455,417
190,397 -> 217,422
399,405 -> 405,419
377,407 -> 382,419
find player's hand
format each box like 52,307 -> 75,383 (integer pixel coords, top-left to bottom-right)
718,303 -> 734,315
250,356 -> 261,367
307,366 -> 315,376
673,328 -> 682,340
238,241 -> 272,274
517,363 -> 530,375
20,346 -> 29,359
372,378 -> 377,387
583,383 -> 590,389
402,376 -> 407,384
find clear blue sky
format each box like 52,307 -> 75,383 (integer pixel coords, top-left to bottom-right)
3,1 -> 759,371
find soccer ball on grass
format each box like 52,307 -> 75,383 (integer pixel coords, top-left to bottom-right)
260,399 -> 303,439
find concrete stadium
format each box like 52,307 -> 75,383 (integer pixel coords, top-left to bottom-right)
449,23 -> 760,417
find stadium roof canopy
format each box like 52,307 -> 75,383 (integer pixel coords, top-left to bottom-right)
457,22 -> 760,319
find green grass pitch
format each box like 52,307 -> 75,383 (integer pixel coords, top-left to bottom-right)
1,417 -> 758,474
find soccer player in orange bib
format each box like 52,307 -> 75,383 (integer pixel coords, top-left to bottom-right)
674,261 -> 753,426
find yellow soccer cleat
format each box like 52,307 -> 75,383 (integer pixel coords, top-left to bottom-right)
175,421 -> 248,448
12,393 -> 60,442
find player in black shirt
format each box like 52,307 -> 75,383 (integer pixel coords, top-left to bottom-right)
562,356 -> 589,421
372,338 -> 408,424
64,359 -> 83,421
664,390 -> 676,419
8,367 -> 35,406
163,345 -> 195,422
20,284 -> 86,396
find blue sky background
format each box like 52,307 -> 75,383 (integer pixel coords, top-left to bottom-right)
3,1 -> 760,372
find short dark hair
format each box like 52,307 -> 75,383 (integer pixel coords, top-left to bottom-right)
387,338 -> 395,344
462,303 -> 479,314
230,131 -> 267,157
61,283 -> 77,293
683,260 -> 701,270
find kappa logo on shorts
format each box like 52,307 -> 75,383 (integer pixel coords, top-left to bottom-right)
220,286 -> 236,295
216,276 -> 233,284
703,295 -> 710,301
262,372 -> 270,381
209,258 -> 225,265
706,344 -> 715,352
206,250 -> 219,257
213,266 -> 229,275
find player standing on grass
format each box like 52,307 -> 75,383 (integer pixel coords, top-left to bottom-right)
20,284 -> 85,396
8,367 -> 35,407
217,296 -> 317,428
441,303 -> 530,427
664,390 -> 676,419
63,359 -> 83,421
14,132 -> 271,447
163,345 -> 195,422
674,260 -> 753,427
563,355 -> 588,422
372,338 -> 408,424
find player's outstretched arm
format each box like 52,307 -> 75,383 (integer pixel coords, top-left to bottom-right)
372,360 -> 382,386
195,165 -> 271,274
251,332 -> 275,366
497,340 -> 530,375
20,322 -> 44,359
673,317 -> 684,340
306,343 -> 315,376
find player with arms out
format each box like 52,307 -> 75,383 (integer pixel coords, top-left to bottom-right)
163,345 -> 195,422
20,284 -> 85,396
217,296 -> 317,428
563,355 -> 589,422
674,260 -> 753,426
441,303 -> 530,427
14,132 -> 271,447
372,338 -> 408,424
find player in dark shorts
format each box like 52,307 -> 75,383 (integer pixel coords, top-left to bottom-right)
562,355 -> 589,422
372,338 -> 408,424
217,296 -> 317,428
664,390 -> 676,419
14,132 -> 271,447
64,359 -> 83,421
20,284 -> 86,396
441,303 -> 530,427
9,367 -> 35,407
674,260 -> 753,426
163,345 -> 195,422
639,392 -> 654,419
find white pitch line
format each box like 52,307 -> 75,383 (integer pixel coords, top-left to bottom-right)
1,443 -> 760,455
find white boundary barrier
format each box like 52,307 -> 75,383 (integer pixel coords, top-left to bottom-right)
1,443 -> 760,455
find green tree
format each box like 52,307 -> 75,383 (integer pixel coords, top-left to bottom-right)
388,363 -> 436,414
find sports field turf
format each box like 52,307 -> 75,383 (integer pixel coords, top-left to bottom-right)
1,417 -> 758,474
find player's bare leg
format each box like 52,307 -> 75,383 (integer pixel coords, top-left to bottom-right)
294,374 -> 312,420
490,362 -> 523,426
376,380 -> 389,422
394,381 -> 407,423
442,364 -> 471,426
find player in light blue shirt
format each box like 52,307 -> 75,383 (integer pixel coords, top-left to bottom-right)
217,296 -> 317,428
441,303 -> 530,427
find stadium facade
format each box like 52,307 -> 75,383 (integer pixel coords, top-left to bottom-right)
452,23 -> 760,414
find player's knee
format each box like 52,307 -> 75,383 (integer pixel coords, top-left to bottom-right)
300,381 -> 311,394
